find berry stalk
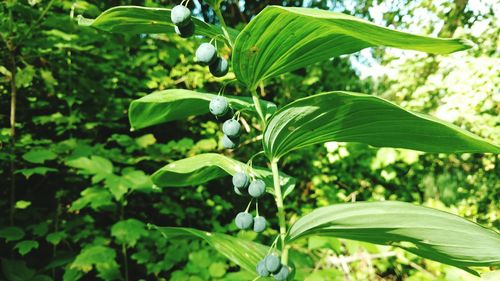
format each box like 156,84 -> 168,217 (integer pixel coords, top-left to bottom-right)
251,88 -> 266,128
213,5 -> 233,48
271,158 -> 288,264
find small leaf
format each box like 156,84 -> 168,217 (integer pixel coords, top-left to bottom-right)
129,89 -> 277,130
83,6 -> 238,42
71,245 -> 118,274
16,167 -> 58,179
14,240 -> 39,256
65,156 -> 113,183
0,227 -> 25,242
208,262 -> 227,278
22,149 -> 57,164
233,6 -> 472,87
152,225 -> 269,274
151,153 -> 296,198
46,232 -> 67,245
15,200 -> 31,209
288,201 -> 500,275
111,219 -> 148,247
69,187 -> 113,211
263,91 -> 500,159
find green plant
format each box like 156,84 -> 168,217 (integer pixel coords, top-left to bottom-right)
81,1 -> 500,280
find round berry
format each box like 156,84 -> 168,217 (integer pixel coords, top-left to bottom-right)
248,179 -> 265,198
222,119 -> 241,138
256,259 -> 270,277
174,21 -> 195,38
273,265 -> 291,281
232,172 -> 249,189
253,216 -> 267,233
170,5 -> 191,27
209,57 -> 229,77
265,254 -> 281,273
222,135 -> 237,149
196,43 -> 217,65
235,212 -> 253,230
209,96 -> 229,117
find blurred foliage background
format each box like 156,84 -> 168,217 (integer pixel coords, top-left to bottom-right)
0,0 -> 498,280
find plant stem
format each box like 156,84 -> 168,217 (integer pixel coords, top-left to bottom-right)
213,5 -> 233,48
251,89 -> 266,128
8,46 -> 17,226
271,159 -> 288,264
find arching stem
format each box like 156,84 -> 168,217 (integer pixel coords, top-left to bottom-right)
271,158 -> 288,264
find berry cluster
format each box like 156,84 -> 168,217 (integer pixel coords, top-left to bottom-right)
171,4 -> 228,77
233,172 -> 267,232
208,96 -> 241,149
256,254 -> 291,280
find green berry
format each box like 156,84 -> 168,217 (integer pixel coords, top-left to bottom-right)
222,134 -> 237,149
256,259 -> 270,277
209,96 -> 229,116
174,21 -> 195,38
222,119 -> 241,138
248,179 -> 265,198
235,212 -> 253,230
265,254 -> 281,273
273,265 -> 291,281
171,5 -> 191,27
232,172 -> 249,189
209,57 -> 229,77
253,216 -> 267,233
196,43 -> 217,65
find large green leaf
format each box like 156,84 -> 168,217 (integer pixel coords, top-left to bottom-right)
151,153 -> 296,198
287,201 -> 500,275
263,91 -> 500,159
129,89 -> 277,130
232,6 -> 472,87
79,6 -> 239,42
151,225 -> 269,274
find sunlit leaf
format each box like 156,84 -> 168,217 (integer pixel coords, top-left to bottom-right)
233,6 -> 472,87
263,91 -> 500,159
129,89 -> 277,130
111,219 -> 148,247
151,153 -> 296,198
151,225 -> 269,274
288,201 -> 500,275
81,6 -> 239,43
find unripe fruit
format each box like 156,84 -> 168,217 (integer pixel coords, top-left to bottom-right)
235,212 -> 253,230
253,216 -> 267,233
265,254 -> 281,273
234,186 -> 244,196
222,119 -> 241,138
248,179 -> 265,198
273,265 -> 291,281
170,5 -> 191,27
256,259 -> 270,277
196,43 -> 217,65
232,172 -> 249,189
222,134 -> 237,149
209,96 -> 229,117
174,21 -> 195,38
209,57 -> 229,77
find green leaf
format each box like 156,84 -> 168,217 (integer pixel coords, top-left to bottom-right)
129,89 -> 277,130
14,240 -> 39,256
46,231 -> 67,246
81,6 -> 238,43
15,200 -> 31,209
264,91 -> 500,159
65,155 -> 113,183
151,153 -> 296,198
71,245 -> 120,279
0,227 -> 25,242
16,167 -> 58,179
232,6 -> 472,87
151,225 -> 269,274
287,201 -> 500,275
69,187 -> 113,211
1,258 -> 36,281
22,149 -> 57,164
111,219 -> 148,247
